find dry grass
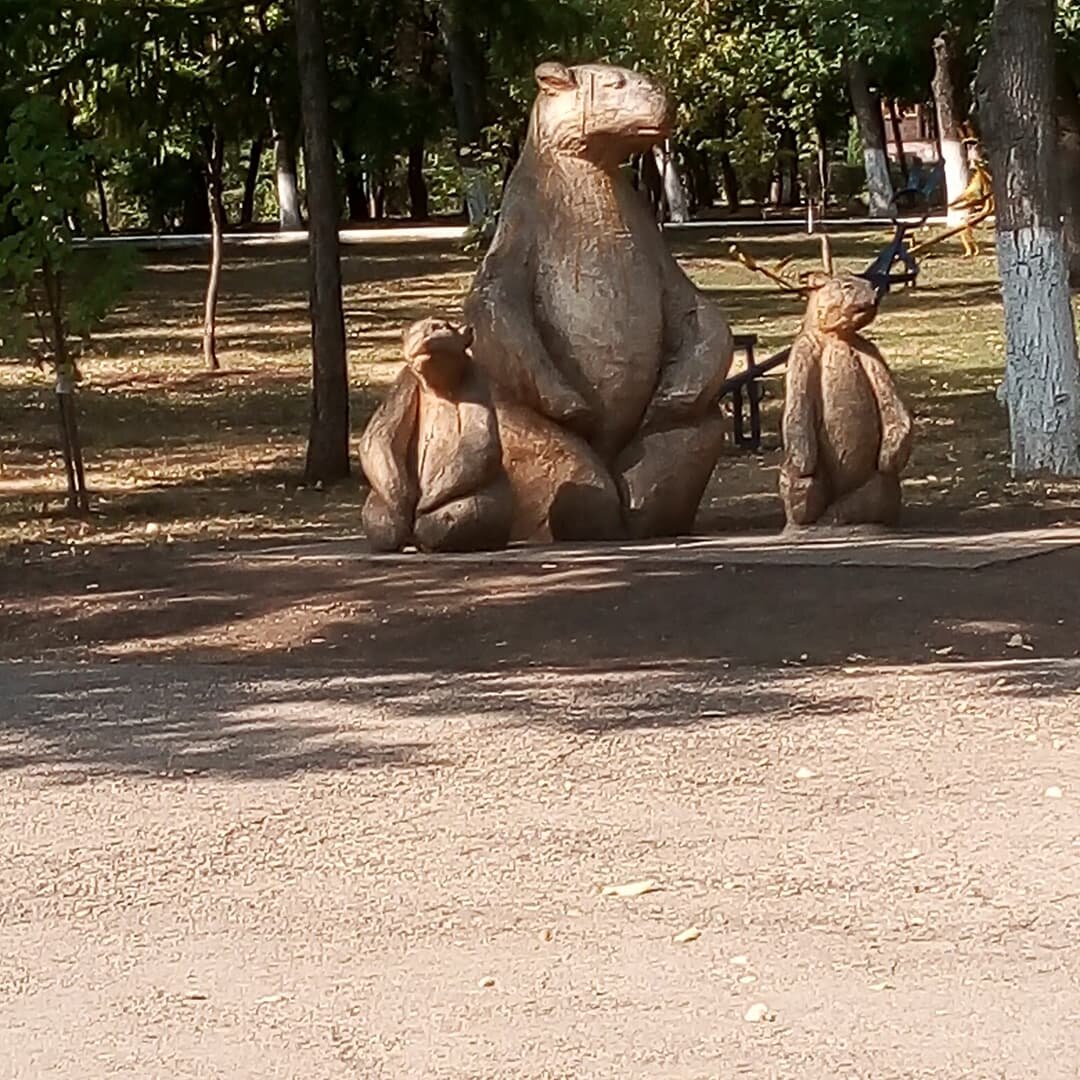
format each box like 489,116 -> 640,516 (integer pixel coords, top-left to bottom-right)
2,226 -> 1079,551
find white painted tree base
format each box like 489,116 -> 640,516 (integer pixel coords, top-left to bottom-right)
996,226 -> 1080,475
277,169 -> 302,230
941,137 -> 971,226
653,144 -> 690,223
462,169 -> 495,231
863,147 -> 893,217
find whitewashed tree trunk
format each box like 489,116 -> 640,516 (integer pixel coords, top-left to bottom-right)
996,228 -> 1080,473
462,168 -> 495,233
653,142 -> 690,223
932,33 -> 970,225
275,134 -> 303,230
847,59 -> 894,217
977,0 -> 1080,476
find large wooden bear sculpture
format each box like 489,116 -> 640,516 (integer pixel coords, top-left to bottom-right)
359,318 -> 513,553
780,273 -> 914,527
465,62 -> 734,541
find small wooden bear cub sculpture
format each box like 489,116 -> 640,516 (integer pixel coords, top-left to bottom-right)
781,273 -> 913,527
359,318 -> 513,552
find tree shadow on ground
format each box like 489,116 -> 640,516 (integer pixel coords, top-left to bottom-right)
0,656 -> 868,782
4,534 -> 1079,783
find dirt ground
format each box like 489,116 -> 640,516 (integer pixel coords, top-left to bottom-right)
2,537 -> 1079,1078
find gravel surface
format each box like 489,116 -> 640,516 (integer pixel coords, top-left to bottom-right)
3,648 -> 1078,1078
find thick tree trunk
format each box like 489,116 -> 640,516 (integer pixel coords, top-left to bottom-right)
887,100 -> 909,185
345,169 -> 369,222
341,142 -> 371,222
1057,73 -> 1080,286
407,140 -> 430,221
240,136 -> 264,227
637,149 -> 663,221
438,0 -> 494,230
295,0 -> 350,483
275,130 -> 303,230
847,58 -> 894,217
683,140 -> 715,213
653,141 -> 690,222
776,127 -> 798,206
719,149 -> 740,212
976,0 -> 1080,476
181,154 -> 211,233
202,130 -> 225,373
933,32 -> 970,223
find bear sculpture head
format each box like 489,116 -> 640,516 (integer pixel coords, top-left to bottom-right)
402,318 -> 474,394
803,272 -> 879,338
529,61 -> 672,166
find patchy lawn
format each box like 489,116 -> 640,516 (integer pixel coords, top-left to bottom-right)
2,226 -> 1079,551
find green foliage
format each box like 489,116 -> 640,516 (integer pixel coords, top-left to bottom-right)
0,97 -> 134,370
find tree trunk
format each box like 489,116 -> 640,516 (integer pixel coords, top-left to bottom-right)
438,0 -> 494,230
887,100 -> 909,185
341,142 -> 371,222
93,161 -> 111,235
240,136 -> 264,227
638,149 -> 663,221
933,31 -> 970,223
847,58 -> 894,217
653,141 -> 690,223
43,260 -> 89,513
1057,72 -> 1080,286
407,140 -> 430,221
719,149 -> 740,212
345,169 -> 369,222
815,121 -> 829,210
275,130 -> 303,230
683,140 -> 715,213
202,130 -> 225,373
776,127 -> 798,206
371,167 -> 387,220
295,0 -> 350,483
181,153 -> 211,232
975,0 -> 1080,476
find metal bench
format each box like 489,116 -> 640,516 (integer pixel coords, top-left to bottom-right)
722,333 -> 789,451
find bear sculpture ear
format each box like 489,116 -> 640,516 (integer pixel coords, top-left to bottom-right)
535,61 -> 576,94
803,271 -> 830,290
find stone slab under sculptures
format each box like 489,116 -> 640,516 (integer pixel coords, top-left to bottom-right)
780,273 -> 914,528
359,318 -> 513,553
464,60 -> 734,542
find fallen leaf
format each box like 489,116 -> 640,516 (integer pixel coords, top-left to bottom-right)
478,976 -> 496,988
1045,786 -> 1064,799
601,879 -> 661,898
794,766 -> 817,780
254,993 -> 288,1005
673,926 -> 701,943
933,646 -> 954,656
